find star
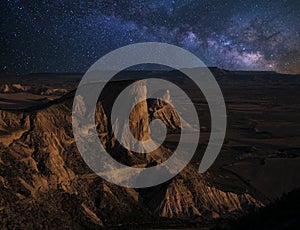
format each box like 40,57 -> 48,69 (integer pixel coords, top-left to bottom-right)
0,0 -> 299,74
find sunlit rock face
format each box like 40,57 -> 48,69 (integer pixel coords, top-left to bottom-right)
111,80 -> 151,155
128,80 -> 151,142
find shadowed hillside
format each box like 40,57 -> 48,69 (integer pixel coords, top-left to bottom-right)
215,188 -> 300,230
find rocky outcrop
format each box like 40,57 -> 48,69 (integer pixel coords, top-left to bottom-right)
0,80 -> 263,228
0,83 -> 68,96
41,88 -> 68,96
0,84 -> 31,93
138,166 -> 262,220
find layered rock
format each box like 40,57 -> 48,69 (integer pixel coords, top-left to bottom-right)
0,80 -> 263,228
0,84 -> 31,93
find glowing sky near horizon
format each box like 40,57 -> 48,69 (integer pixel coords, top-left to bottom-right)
1,0 -> 299,74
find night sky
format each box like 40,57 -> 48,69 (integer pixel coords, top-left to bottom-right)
1,0 -> 299,74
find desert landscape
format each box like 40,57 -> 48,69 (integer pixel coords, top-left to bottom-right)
0,69 -> 299,229
1,0 -> 299,228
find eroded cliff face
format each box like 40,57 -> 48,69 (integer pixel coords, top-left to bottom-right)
0,81 -> 262,228
0,83 -> 68,95
0,84 -> 31,93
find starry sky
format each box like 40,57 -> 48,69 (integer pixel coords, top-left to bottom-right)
1,0 -> 299,74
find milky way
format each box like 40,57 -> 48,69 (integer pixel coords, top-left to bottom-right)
1,0 -> 299,74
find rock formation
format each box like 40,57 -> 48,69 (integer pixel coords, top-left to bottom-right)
0,80 -> 263,228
